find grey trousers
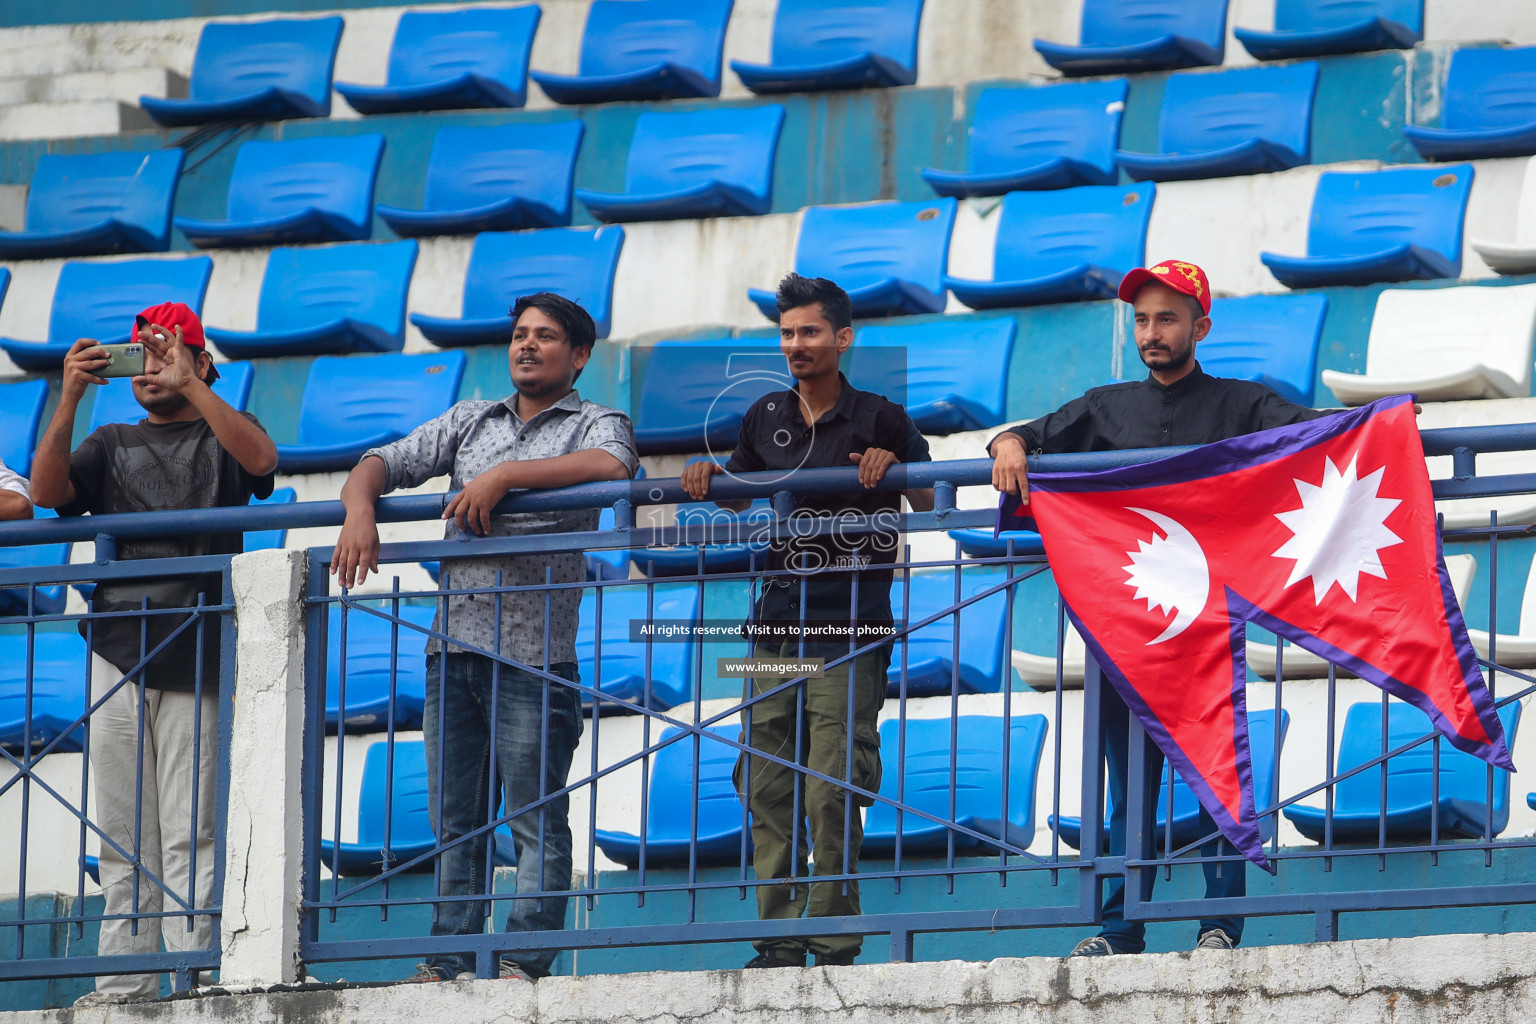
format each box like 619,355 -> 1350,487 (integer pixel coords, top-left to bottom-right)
89,655 -> 218,999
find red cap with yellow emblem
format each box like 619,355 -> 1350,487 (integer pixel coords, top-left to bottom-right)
1116,260 -> 1211,316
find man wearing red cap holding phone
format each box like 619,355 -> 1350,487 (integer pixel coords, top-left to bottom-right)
31,302 -> 277,1004
987,261 -> 1327,957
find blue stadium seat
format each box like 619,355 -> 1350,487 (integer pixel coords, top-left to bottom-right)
731,0 -> 923,94
1117,62 -> 1319,181
275,351 -> 467,474
0,631 -> 88,754
0,508 -> 69,619
944,182 -> 1154,309
921,80 -> 1129,197
633,458 -> 771,576
325,602 -> 435,733
1236,0 -> 1421,61
577,104 -> 785,222
888,568 -> 1010,696
577,583 -> 699,712
1284,701 -> 1521,842
411,226 -> 624,347
530,0 -> 733,104
749,199 -> 958,320
376,122 -> 585,236
244,486 -> 297,553
88,360 -> 252,434
843,318 -> 1016,434
1404,47 -> 1536,161
1034,0 -> 1228,75
945,528 -> 1045,559
862,715 -> 1050,857
205,241 -> 419,359
0,378 -> 48,477
0,256 -> 213,373
336,6 -> 542,115
0,150 -> 184,259
1199,294 -> 1328,405
1260,164 -> 1473,289
174,134 -> 386,249
319,739 -> 515,876
594,725 -> 747,867
1052,709 -> 1290,850
634,337 -> 786,454
140,16 -> 343,126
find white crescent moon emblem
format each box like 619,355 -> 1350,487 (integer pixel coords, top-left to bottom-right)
1121,507 -> 1211,645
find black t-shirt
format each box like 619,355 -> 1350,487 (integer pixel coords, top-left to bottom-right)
725,374 -> 931,637
59,415 -> 275,691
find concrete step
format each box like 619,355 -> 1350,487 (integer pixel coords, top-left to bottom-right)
0,100 -> 157,142
0,66 -> 184,106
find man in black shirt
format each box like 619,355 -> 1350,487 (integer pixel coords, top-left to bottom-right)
989,260 -> 1325,957
31,302 -> 277,1004
681,274 -> 932,968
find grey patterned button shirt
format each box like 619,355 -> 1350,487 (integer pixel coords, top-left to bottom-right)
363,390 -> 638,667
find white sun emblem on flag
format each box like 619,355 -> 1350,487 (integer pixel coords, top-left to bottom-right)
1272,455 -> 1402,603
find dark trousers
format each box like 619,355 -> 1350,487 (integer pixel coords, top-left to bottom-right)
735,641 -> 886,959
1097,680 -> 1245,951
422,652 -> 583,976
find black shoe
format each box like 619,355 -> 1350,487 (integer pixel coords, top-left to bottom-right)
1069,936 -> 1129,957
744,950 -> 806,969
814,952 -> 857,967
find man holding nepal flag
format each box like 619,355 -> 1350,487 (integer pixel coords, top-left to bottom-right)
989,260 -> 1513,959
988,259 -> 1329,956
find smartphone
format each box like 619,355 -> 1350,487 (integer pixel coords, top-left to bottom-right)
93,342 -> 145,378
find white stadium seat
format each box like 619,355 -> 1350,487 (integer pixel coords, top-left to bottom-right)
1469,553 -> 1536,668
1472,156 -> 1536,276
1012,619 -> 1088,688
1321,283 -> 1536,405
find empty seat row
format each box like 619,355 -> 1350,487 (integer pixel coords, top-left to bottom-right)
136,0 -> 1433,137
928,45 -> 1536,201
0,109 -> 783,261
138,0 -> 925,128
1039,0 -> 1421,75
0,225 -> 625,368
15,43 -> 1536,263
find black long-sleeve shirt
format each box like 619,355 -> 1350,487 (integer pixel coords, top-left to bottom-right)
991,363 -> 1328,456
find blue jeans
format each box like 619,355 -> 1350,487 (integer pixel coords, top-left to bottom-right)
1098,681 -> 1245,952
422,653 -> 583,977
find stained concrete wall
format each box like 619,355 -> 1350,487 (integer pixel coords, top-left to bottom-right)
10,931 -> 1536,1022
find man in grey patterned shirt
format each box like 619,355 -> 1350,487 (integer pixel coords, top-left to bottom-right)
333,292 -> 638,983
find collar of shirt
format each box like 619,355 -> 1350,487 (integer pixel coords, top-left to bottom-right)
502,388 -> 585,430
765,371 -> 860,429
1140,362 -> 1208,397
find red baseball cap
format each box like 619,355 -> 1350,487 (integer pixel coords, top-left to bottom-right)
133,301 -> 219,381
1116,259 -> 1212,316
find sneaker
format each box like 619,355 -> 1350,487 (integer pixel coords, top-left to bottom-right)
405,963 -> 473,983
73,991 -> 132,1007
1195,928 -> 1238,950
744,950 -> 806,969
813,951 -> 857,967
497,959 -> 537,982
1069,936 -> 1128,957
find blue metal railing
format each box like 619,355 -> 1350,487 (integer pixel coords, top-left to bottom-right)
0,553 -> 235,989
4,423 -> 1536,985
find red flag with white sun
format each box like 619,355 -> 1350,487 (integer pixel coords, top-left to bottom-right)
998,393 -> 1512,871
